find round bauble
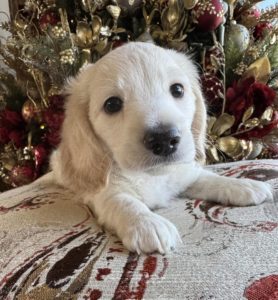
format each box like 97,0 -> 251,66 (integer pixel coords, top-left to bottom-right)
10,164 -> 35,187
225,21 -> 250,54
117,0 -> 143,16
240,6 -> 260,28
192,0 -> 225,32
201,73 -> 223,115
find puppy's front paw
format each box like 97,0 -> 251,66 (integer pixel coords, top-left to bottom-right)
225,178 -> 273,206
121,213 -> 181,254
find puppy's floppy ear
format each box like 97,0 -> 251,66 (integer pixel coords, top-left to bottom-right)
52,64 -> 112,192
168,50 -> 207,164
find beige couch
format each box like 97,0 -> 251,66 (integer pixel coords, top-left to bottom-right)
0,160 -> 277,299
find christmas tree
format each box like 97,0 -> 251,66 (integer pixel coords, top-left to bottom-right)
0,0 -> 277,191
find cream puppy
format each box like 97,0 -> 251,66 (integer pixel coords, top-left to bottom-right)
50,42 -> 273,254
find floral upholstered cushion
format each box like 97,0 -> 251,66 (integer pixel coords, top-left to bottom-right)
0,160 -> 278,300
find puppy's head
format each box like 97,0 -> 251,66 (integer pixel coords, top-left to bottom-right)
56,42 -> 206,191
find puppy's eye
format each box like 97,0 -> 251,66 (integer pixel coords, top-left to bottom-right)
170,83 -> 184,98
104,97 -> 123,114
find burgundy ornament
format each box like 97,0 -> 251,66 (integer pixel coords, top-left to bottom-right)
201,73 -> 223,115
193,0 -> 225,32
11,164 -> 36,187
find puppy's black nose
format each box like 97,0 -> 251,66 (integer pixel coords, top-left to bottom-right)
143,127 -> 181,156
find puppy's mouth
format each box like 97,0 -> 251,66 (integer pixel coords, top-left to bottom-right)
137,151 -> 188,171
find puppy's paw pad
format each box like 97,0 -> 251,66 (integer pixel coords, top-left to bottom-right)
229,179 -> 273,206
122,214 -> 180,254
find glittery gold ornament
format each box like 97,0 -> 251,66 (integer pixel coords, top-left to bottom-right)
225,21 -> 250,54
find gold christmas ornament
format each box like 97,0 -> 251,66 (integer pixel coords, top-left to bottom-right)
225,21 -> 250,53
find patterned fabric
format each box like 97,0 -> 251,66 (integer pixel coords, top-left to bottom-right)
0,160 -> 277,300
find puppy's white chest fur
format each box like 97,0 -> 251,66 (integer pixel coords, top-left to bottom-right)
108,163 -> 201,209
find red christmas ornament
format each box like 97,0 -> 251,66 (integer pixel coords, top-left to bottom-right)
39,10 -> 60,31
201,73 -> 223,115
193,0 -> 225,32
253,22 -> 273,40
10,164 -> 35,187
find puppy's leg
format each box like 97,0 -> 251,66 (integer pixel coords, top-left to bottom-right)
85,193 -> 181,254
185,169 -> 273,206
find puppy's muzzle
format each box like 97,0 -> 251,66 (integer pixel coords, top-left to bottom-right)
143,126 -> 180,156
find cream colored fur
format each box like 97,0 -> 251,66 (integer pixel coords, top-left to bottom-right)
50,42 -> 273,254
